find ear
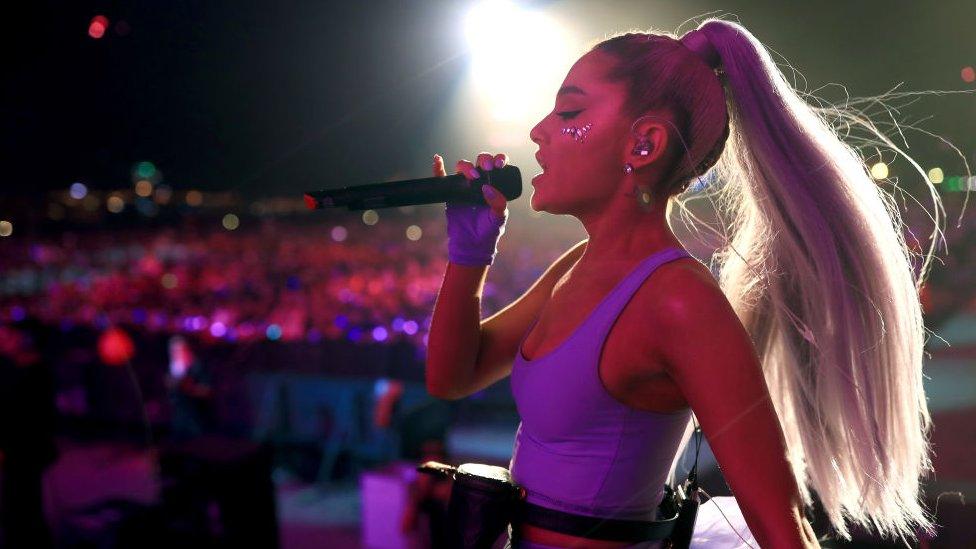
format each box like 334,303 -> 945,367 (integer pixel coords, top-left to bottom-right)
625,113 -> 672,171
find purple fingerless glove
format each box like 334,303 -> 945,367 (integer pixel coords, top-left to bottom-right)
445,192 -> 508,266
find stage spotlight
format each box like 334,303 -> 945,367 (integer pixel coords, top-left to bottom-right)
464,0 -> 575,122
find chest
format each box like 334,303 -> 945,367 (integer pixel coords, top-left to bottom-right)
519,269 -> 688,413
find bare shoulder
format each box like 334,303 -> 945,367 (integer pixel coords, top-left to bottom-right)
644,254 -> 726,316
615,253 -> 729,366
647,258 -> 744,341
638,254 -> 750,370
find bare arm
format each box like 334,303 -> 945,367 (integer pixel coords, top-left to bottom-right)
425,261 -> 490,399
650,269 -> 820,548
426,239 -> 587,400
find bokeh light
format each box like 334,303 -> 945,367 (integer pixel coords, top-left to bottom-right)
135,198 -> 158,217
928,167 -> 944,184
405,225 -> 423,241
870,162 -> 889,180
210,322 -> 227,338
331,225 -> 348,242
154,184 -> 173,204
962,66 -> 975,83
135,179 -> 153,197
70,182 -> 88,199
0,220 -> 12,237
402,320 -> 418,335
88,15 -> 109,39
362,210 -> 379,225
107,195 -> 125,213
372,326 -> 389,342
266,324 -> 283,340
222,213 -> 240,230
186,190 -> 203,206
135,161 -> 157,180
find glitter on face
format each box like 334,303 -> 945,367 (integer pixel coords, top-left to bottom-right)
561,122 -> 592,143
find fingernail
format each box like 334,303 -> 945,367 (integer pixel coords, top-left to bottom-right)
468,168 -> 480,179
483,185 -> 497,197
480,158 -> 492,171
494,158 -> 504,168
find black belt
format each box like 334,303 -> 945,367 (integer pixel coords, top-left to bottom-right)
511,499 -> 678,542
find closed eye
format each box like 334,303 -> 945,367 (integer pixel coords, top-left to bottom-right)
557,110 -> 583,120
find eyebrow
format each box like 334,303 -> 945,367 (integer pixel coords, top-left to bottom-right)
557,85 -> 587,97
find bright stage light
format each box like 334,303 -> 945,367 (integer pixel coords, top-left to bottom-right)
464,1 -> 576,123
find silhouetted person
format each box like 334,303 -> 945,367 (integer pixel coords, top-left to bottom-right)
166,336 -> 215,440
0,321 -> 58,549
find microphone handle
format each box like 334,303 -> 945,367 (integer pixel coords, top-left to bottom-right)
304,165 -> 522,211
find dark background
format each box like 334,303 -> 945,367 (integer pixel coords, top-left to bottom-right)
3,0 -> 974,198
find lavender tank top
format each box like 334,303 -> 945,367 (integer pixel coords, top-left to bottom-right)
509,246 -> 694,521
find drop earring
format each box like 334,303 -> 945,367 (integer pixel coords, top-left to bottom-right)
633,184 -> 653,211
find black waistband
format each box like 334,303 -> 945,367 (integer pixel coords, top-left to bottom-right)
511,500 -> 678,542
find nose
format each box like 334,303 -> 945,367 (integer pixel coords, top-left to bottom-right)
529,115 -> 547,146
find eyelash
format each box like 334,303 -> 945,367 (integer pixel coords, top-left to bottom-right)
557,110 -> 583,120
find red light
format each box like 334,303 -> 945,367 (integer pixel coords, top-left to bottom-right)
963,66 -> 976,84
89,15 -> 109,39
304,194 -> 318,210
97,327 -> 135,366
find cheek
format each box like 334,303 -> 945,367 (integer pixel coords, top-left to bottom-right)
555,128 -> 618,177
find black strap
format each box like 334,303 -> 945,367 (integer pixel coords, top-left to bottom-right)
511,500 -> 678,542
509,420 -> 703,544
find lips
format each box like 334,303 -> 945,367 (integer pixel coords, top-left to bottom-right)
535,152 -> 548,171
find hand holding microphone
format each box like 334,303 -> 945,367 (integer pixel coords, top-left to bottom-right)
437,152 -> 510,267
303,150 -> 518,266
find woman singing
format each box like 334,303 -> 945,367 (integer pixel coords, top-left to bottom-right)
426,17 -> 937,549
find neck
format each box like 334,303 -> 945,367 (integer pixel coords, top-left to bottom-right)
576,198 -> 681,267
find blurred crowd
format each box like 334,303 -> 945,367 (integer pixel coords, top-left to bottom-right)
0,209 -> 583,350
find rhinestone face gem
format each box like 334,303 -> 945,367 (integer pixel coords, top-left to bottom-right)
560,122 -> 592,143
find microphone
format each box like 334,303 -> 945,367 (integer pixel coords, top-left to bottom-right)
304,165 -> 522,211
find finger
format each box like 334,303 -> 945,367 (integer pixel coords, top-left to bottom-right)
476,152 -> 495,171
432,154 -> 447,177
492,153 -> 508,169
480,184 -> 507,218
455,159 -> 480,180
